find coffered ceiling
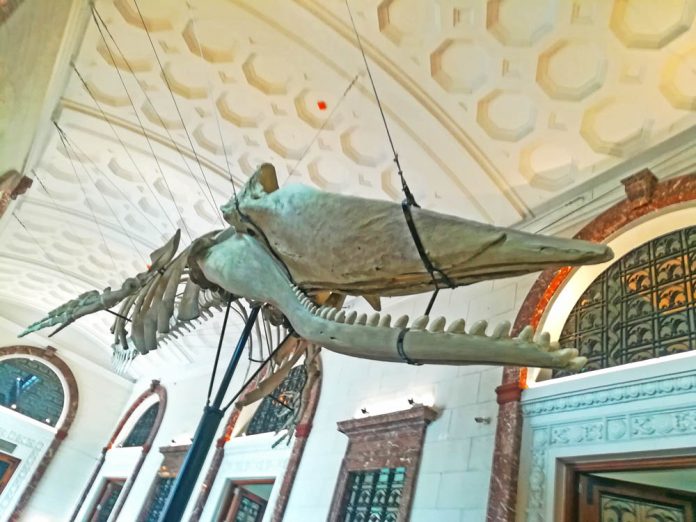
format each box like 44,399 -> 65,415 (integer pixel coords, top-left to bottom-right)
3,0 -> 696,376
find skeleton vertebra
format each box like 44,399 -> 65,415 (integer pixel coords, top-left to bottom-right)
21,163 -> 613,371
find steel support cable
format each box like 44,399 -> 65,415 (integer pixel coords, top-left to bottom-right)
185,10 -> 236,189
206,296 -> 234,406
56,128 -> 149,264
70,62 -> 173,235
285,74 -> 360,183
47,122 -> 167,239
132,0 -> 225,226
55,123 -> 119,272
221,329 -> 297,413
90,6 -> 195,241
345,0 -> 456,366
11,213 -> 87,295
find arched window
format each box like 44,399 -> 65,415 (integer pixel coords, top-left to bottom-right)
0,357 -> 65,425
554,225 -> 696,377
71,381 -> 166,522
246,365 -> 308,436
122,402 -> 160,448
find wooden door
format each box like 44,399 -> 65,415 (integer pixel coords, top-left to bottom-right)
89,478 -> 125,522
218,484 -> 269,522
0,452 -> 20,495
577,474 -> 696,522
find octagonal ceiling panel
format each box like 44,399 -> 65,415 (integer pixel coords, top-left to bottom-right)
4,0 -> 696,374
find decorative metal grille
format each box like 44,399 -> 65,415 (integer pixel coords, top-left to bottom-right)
246,365 -> 307,436
234,495 -> 264,522
340,467 -> 406,522
95,481 -> 123,522
555,225 -> 696,378
143,476 -> 174,522
0,358 -> 64,424
122,403 -> 159,447
601,493 -> 685,522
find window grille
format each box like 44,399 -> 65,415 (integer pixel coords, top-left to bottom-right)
93,480 -> 124,522
0,358 -> 64,424
246,365 -> 307,436
142,476 -> 174,522
122,403 -> 159,447
234,495 -> 265,522
340,467 -> 406,522
555,225 -> 696,378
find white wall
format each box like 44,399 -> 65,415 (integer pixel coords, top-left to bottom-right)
282,274 -> 538,522
0,318 -> 133,522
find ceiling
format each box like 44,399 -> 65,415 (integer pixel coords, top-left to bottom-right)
3,0 -> 696,376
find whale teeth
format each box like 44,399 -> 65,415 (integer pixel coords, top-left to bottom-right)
412,315 -> 429,330
346,311 -> 358,324
567,356 -> 587,371
356,313 -> 367,325
367,313 -> 380,327
327,309 -> 338,320
428,316 -> 446,332
378,314 -> 391,328
538,332 -> 551,350
318,307 -> 331,318
310,305 -> 318,313
518,325 -> 535,342
335,310 -> 346,323
394,315 -> 409,328
492,321 -> 511,339
446,319 -> 466,334
469,320 -> 488,336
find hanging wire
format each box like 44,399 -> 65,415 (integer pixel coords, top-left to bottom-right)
344,0 -> 416,207
71,63 -> 174,236
54,122 -> 119,272
285,74 -> 360,184
344,0 -> 454,317
56,130 -> 149,264
132,0 -> 225,226
206,296 -> 234,405
221,329 -> 296,413
184,4 -> 236,191
90,5 -> 196,241
11,213 -> 88,295
45,126 -> 167,238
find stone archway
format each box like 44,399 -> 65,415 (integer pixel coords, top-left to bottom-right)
69,379 -> 167,521
485,171 -> 696,522
0,345 -> 79,522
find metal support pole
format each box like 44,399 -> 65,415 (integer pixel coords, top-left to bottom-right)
159,305 -> 260,521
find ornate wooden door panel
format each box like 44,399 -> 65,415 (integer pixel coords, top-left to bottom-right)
0,452 -> 20,495
577,475 -> 696,522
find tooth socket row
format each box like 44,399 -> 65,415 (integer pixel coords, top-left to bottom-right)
293,286 -> 552,349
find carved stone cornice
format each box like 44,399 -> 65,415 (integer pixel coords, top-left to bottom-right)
523,370 -> 696,417
337,404 -> 439,437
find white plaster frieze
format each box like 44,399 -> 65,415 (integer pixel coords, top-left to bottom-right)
522,369 -> 696,417
524,398 -> 696,521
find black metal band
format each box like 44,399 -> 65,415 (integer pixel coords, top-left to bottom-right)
401,200 -> 455,289
396,328 -> 421,366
